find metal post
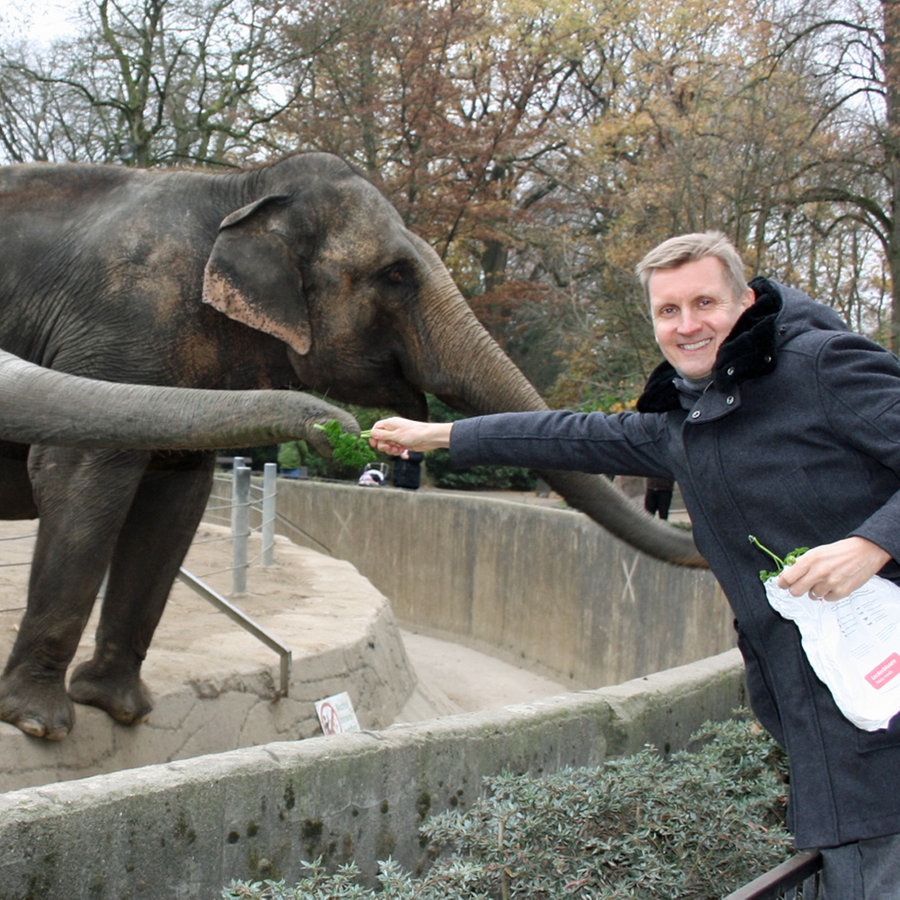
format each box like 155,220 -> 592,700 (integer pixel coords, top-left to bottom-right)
261,462 -> 276,567
230,456 -> 244,538
232,464 -> 251,595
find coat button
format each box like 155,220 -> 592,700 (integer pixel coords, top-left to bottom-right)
726,366 -> 735,376
691,410 -> 701,419
726,395 -> 735,405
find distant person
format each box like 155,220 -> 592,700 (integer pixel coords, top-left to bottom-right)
358,467 -> 386,487
369,231 -> 900,898
644,476 -> 674,520
391,449 -> 424,490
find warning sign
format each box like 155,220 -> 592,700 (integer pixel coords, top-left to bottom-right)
315,691 -> 360,735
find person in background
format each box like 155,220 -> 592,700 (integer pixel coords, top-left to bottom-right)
644,475 -> 675,520
358,467 -> 386,486
391,449 -> 425,490
368,231 -> 900,899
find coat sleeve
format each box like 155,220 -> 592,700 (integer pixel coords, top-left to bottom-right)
818,333 -> 900,562
449,409 -> 675,477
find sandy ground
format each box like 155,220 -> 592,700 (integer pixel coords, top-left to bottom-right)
0,514 -> 569,728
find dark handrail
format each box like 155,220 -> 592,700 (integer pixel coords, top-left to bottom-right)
724,850 -> 822,899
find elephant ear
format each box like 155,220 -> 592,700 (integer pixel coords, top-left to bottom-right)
202,194 -> 313,356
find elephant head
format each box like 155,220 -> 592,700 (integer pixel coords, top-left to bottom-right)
0,348 -> 355,455
203,153 -> 703,566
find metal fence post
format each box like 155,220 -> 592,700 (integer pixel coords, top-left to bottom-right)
230,456 -> 244,538
232,463 -> 251,595
261,462 -> 276,567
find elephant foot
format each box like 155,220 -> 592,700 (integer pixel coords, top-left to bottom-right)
0,668 -> 75,740
68,659 -> 154,725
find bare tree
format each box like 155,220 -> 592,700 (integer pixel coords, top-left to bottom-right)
0,0 -> 307,166
766,0 -> 898,344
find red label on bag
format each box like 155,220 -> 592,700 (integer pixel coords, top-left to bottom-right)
866,653 -> 900,690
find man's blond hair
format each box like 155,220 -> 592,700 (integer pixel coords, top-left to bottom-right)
636,231 -> 748,303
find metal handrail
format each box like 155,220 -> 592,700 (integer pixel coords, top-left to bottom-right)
176,567 -> 292,698
724,850 -> 822,899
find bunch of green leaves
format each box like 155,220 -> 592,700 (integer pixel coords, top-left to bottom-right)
313,421 -> 377,470
748,535 -> 809,583
223,713 -> 792,899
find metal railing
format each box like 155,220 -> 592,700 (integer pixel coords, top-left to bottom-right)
175,567 -> 292,697
724,850 -> 822,899
178,458 -> 292,697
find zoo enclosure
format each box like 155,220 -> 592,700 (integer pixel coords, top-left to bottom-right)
206,474 -> 736,689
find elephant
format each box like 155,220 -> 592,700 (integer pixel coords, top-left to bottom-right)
0,152 -> 701,741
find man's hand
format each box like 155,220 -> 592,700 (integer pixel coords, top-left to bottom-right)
369,417 -> 452,455
778,536 -> 891,601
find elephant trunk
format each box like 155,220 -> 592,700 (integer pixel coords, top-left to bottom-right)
0,350 -> 355,451
408,241 -> 706,568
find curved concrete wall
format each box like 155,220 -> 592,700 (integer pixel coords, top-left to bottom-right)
0,481 -> 748,899
0,649 -> 746,899
208,478 -> 735,688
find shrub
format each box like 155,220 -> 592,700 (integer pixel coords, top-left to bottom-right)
223,713 -> 793,899
424,447 -> 537,491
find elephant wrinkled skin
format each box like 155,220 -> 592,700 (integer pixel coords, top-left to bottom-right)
0,152 -> 701,740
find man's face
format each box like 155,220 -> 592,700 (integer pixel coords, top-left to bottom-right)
648,255 -> 754,380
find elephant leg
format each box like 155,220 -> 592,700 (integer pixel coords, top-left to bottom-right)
68,453 -> 216,724
0,448 -> 148,740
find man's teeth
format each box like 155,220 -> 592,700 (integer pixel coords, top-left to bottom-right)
681,339 -> 711,351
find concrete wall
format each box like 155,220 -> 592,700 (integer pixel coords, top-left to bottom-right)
0,649 -> 746,900
208,477 -> 734,688
0,481 -> 747,898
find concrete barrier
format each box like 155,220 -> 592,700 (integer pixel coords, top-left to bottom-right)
0,649 -> 746,900
0,480 -> 747,898
207,477 -> 734,687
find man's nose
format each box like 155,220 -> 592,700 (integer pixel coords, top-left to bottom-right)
677,309 -> 701,333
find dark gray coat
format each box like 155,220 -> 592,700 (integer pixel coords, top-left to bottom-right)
451,278 -> 900,849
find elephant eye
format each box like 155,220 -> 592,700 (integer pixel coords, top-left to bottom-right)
381,263 -> 407,285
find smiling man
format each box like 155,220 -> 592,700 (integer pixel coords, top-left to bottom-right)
371,231 -> 900,897
647,249 -> 754,380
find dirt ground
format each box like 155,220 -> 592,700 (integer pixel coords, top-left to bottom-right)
0,515 -> 569,729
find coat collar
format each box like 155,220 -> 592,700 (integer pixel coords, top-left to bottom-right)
637,277 -> 782,413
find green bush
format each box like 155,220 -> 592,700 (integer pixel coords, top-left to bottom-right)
422,398 -> 537,491
223,713 -> 793,899
424,447 -> 537,491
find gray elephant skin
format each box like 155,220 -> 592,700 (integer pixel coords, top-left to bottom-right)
0,347 -> 356,452
0,152 -> 700,740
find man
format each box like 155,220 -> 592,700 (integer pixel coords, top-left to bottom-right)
643,475 -> 675,519
370,232 -> 900,898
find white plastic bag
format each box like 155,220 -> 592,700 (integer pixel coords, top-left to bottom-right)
764,574 -> 900,731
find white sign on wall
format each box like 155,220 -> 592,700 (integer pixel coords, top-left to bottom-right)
315,691 -> 360,735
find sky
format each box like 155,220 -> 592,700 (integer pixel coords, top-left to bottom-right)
0,0 -> 82,46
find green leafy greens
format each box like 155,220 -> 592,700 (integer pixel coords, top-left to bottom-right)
748,535 -> 809,583
313,421 -> 377,469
